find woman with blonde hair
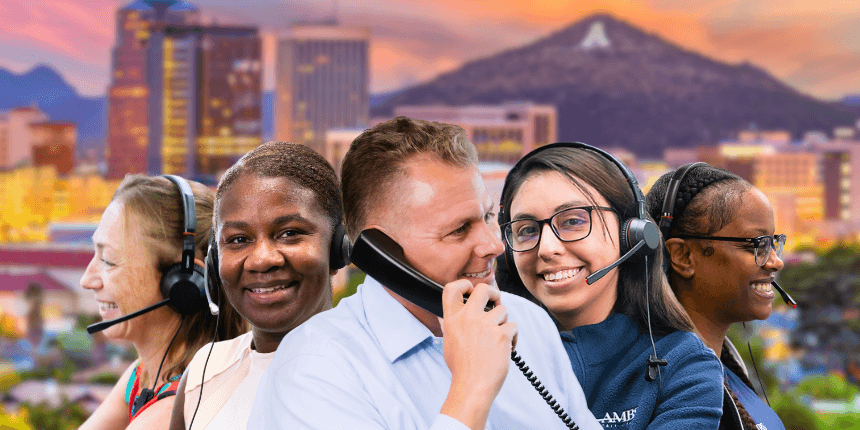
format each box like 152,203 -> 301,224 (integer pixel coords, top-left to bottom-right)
80,175 -> 245,430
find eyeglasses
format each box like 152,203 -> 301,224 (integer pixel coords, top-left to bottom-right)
501,206 -> 614,252
676,234 -> 787,267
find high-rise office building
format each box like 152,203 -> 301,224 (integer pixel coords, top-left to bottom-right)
276,24 -> 370,153
107,0 -> 261,181
194,27 -> 262,177
106,0 -> 198,179
152,24 -> 261,180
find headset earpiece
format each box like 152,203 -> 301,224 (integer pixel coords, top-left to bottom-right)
620,217 -> 661,256
160,175 -> 208,316
499,142 -> 666,383
329,223 -> 350,270
204,233 -> 221,316
160,262 -> 206,315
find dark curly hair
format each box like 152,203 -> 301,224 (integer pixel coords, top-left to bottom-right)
215,141 -> 343,230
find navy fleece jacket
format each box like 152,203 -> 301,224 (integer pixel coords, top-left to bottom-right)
562,313 -> 723,429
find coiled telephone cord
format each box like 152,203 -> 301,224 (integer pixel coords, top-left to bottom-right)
511,350 -> 579,430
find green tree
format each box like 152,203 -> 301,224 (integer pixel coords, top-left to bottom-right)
793,374 -> 859,402
18,399 -> 88,430
769,392 -> 826,430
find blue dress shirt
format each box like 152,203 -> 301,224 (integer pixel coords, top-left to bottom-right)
248,276 -> 601,430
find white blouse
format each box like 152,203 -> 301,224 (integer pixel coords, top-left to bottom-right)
183,331 -> 275,430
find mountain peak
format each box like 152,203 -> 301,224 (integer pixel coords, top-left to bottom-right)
373,14 -> 859,155
25,64 -> 65,82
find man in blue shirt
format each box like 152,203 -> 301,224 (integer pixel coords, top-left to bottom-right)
248,117 -> 600,430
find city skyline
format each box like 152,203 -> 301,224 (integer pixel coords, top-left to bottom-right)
2,0 -> 859,100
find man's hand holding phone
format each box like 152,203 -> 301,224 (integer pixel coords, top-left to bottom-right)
439,280 -> 519,430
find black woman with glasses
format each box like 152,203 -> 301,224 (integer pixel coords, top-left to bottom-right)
497,144 -> 723,429
645,163 -> 787,430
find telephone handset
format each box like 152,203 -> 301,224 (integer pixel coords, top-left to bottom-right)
350,228 -> 580,430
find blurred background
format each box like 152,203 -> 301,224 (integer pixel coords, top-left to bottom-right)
1,1 -> 859,428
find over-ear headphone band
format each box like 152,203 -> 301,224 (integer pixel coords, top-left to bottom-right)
500,142 -> 648,223
498,141 -> 660,286
163,175 -> 197,272
658,162 -> 706,238
160,175 -> 207,316
497,141 -> 665,383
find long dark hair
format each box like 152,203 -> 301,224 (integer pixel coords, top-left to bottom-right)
497,146 -> 694,335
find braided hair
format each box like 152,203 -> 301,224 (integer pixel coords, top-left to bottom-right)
645,165 -> 751,265
646,166 -> 758,429
721,346 -> 759,430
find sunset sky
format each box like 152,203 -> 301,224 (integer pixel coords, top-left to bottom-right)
1,0 -> 858,100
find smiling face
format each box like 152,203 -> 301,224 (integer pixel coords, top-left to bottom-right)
216,173 -> 333,342
509,170 -> 621,329
373,155 -> 503,289
684,187 -> 784,325
80,201 -> 168,342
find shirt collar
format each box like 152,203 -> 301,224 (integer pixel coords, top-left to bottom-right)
361,276 -> 436,363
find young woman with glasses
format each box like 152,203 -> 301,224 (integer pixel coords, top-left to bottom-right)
645,164 -> 786,430
496,145 -> 724,429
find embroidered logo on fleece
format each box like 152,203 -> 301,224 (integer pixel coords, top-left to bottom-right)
597,407 -> 637,426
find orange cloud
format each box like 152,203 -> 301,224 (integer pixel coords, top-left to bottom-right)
2,0 -> 858,100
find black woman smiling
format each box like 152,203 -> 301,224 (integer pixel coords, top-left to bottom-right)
645,163 -> 787,430
80,175 -> 245,430
169,141 -> 346,430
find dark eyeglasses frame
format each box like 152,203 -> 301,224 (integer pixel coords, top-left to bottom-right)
675,234 -> 787,266
501,206 -> 614,252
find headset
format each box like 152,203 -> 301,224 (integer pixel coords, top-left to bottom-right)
657,162 -> 796,308
122,175 -> 208,414
160,175 -> 209,315
190,214 -> 350,429
498,141 -> 666,381
202,221 -> 350,316
86,175 -> 209,335
657,162 -> 707,239
657,161 -> 796,410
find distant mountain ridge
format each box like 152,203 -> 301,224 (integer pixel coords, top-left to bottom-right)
0,65 -> 105,159
372,14 -> 860,155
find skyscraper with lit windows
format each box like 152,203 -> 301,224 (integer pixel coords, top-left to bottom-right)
107,0 -> 260,181
275,23 -> 370,153
106,0 -> 198,179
